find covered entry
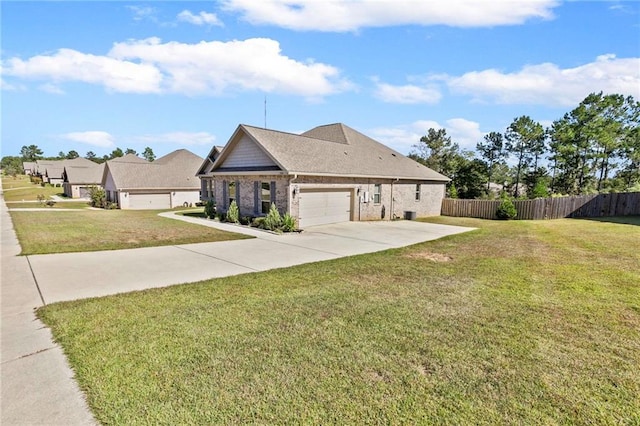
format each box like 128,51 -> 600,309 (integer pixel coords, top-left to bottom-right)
298,189 -> 352,228
129,193 -> 171,209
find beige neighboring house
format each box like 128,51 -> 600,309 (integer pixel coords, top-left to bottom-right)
102,150 -> 203,209
62,163 -> 105,198
197,123 -> 449,228
35,158 -> 97,185
22,162 -> 37,175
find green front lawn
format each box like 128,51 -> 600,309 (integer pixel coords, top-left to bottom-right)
10,209 -> 251,254
37,217 -> 640,424
1,175 -> 64,201
6,201 -> 91,209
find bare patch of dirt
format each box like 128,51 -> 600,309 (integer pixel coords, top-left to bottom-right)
405,251 -> 452,262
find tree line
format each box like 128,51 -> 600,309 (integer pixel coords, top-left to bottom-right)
1,146 -> 157,175
409,92 -> 639,199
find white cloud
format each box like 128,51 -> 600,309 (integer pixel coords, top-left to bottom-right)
134,132 -> 216,146
370,118 -> 483,154
0,77 -> 25,91
4,48 -> 163,94
108,37 -> 351,97
222,0 -> 559,31
177,10 -> 223,26
2,38 -> 350,98
39,83 -> 65,94
373,79 -> 441,104
126,5 -> 158,22
60,131 -> 115,148
441,54 -> 640,106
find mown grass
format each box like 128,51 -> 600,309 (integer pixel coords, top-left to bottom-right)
10,209 -> 251,255
37,217 -> 640,424
6,201 -> 91,209
1,175 -> 64,201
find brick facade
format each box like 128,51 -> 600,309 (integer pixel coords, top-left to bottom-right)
212,174 -> 445,224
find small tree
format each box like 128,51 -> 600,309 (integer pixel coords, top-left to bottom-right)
204,200 -> 216,219
263,203 -> 283,231
496,196 -> 517,220
88,186 -> 107,208
226,201 -> 239,223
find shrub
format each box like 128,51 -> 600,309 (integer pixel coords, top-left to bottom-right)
252,217 -> 266,229
448,184 -> 458,199
240,215 -> 254,226
281,213 -> 297,232
204,200 -> 216,219
263,203 -> 282,231
31,176 -> 42,185
226,201 -> 239,223
215,212 -> 225,222
529,180 -> 549,199
496,197 -> 517,220
88,186 -> 107,208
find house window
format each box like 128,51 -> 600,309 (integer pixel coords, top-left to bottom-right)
373,184 -> 381,204
228,181 -> 236,205
261,182 -> 271,214
415,184 -> 421,201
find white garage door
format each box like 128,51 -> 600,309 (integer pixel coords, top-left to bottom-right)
129,193 -> 171,210
299,190 -> 351,228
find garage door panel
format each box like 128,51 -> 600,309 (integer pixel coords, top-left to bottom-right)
129,193 -> 171,209
299,190 -> 351,228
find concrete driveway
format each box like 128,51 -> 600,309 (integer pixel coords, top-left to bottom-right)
28,215 -> 475,304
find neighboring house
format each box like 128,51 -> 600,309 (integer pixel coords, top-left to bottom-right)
62,163 -> 105,198
35,158 -> 97,184
196,146 -> 224,202
22,162 -> 37,175
198,123 -> 449,228
102,149 -> 203,209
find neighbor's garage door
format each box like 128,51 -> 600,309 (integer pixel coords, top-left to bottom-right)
298,190 -> 351,228
129,193 -> 171,209
79,187 -> 90,198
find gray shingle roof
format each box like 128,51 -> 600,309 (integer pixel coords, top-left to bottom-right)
218,123 -> 448,181
63,163 -> 105,185
103,149 -> 203,190
36,158 -> 98,177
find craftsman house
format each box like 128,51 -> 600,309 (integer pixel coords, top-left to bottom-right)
197,123 -> 449,228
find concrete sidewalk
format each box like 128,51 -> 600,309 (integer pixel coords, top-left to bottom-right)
1,198 -> 96,425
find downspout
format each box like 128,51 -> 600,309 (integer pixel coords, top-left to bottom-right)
289,174 -> 298,216
391,178 -> 399,220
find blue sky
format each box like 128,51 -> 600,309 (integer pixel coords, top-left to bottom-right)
1,1 -> 639,160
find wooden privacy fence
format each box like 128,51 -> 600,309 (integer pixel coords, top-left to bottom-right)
441,192 -> 640,220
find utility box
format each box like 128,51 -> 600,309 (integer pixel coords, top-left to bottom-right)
404,211 -> 416,220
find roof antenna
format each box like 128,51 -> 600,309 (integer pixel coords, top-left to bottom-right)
264,95 -> 267,129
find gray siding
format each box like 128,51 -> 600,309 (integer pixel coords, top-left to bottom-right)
222,135 -> 277,169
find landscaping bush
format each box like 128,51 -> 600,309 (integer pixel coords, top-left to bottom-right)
88,186 -> 107,208
252,217 -> 266,229
263,203 -> 282,231
226,201 -> 239,223
240,215 -> 254,226
31,176 -> 42,185
496,197 -> 517,220
281,213 -> 297,232
204,200 -> 216,219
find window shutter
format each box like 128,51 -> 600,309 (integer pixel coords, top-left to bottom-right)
222,180 -> 227,208
235,181 -> 240,204
270,181 -> 276,205
254,181 -> 260,215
